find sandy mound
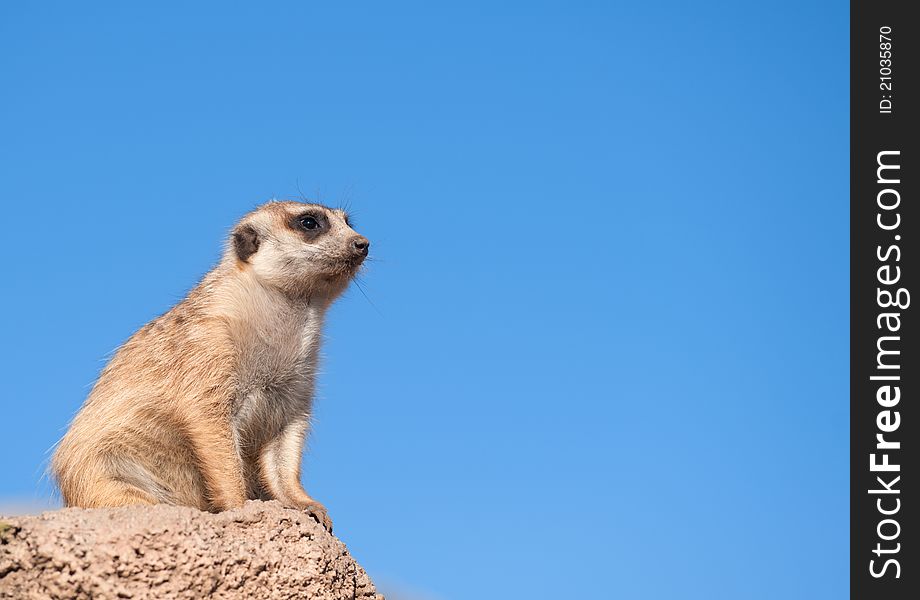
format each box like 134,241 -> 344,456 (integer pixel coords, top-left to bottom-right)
0,500 -> 382,599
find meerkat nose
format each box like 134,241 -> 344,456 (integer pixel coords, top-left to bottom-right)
351,236 -> 370,256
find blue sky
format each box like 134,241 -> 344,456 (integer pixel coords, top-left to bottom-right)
0,2 -> 848,598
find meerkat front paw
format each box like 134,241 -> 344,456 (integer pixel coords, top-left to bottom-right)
298,500 -> 333,533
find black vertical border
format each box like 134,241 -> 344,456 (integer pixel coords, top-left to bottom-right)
851,0 -> 917,597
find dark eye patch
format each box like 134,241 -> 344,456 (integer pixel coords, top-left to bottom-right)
288,211 -> 327,239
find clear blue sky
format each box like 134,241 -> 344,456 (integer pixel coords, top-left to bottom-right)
0,2 -> 848,598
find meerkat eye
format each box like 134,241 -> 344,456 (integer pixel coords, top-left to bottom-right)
299,216 -> 320,230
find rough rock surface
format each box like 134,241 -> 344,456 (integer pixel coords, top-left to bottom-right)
0,500 -> 382,600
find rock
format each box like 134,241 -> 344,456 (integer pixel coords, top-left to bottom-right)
0,500 -> 383,600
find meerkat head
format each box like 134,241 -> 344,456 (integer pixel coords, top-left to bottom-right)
228,201 -> 370,300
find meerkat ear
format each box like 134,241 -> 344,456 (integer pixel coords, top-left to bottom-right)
233,224 -> 260,262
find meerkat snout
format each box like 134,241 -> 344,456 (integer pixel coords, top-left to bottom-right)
351,235 -> 370,256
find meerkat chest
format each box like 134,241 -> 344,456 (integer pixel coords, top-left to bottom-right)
232,307 -> 323,444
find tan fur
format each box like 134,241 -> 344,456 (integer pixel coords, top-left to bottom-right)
51,201 -> 369,531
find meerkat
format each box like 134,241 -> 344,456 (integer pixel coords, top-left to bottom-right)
51,201 -> 370,531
